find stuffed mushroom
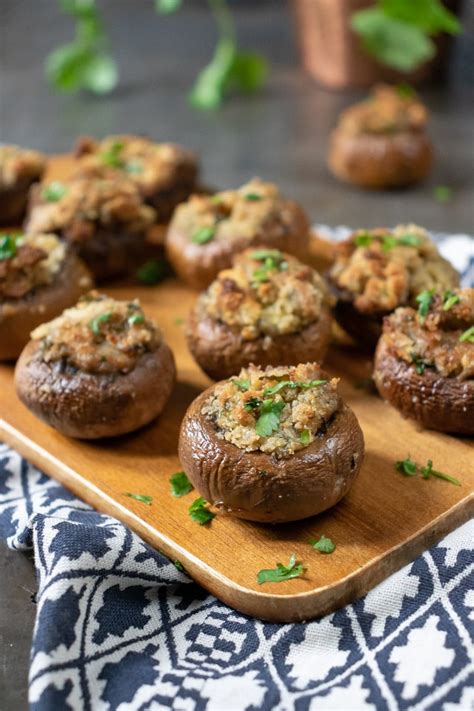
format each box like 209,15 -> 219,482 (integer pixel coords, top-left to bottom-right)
179,362 -> 364,523
0,144 -> 46,225
165,178 -> 310,290
0,232 -> 92,360
74,134 -> 198,222
374,288 -> 474,434
187,248 -> 334,380
328,224 -> 459,349
15,293 -> 176,438
25,176 -> 158,282
328,84 -> 433,189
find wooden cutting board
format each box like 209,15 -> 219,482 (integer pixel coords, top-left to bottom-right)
0,157 -> 472,622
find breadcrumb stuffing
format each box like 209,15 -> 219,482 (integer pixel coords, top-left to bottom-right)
0,233 -> 69,299
197,249 -> 333,339
330,224 -> 459,314
31,292 -> 161,374
381,288 -> 474,380
0,144 -> 45,189
201,363 -> 341,457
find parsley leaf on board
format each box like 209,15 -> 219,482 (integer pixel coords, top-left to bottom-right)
395,456 -> 418,476
257,554 -> 304,584
170,471 -> 194,497
433,185 -> 454,204
124,492 -> 153,505
309,535 -> 336,554
189,497 -> 215,525
395,456 -> 461,486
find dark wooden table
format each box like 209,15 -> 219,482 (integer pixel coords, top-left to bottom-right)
1,1 -> 473,707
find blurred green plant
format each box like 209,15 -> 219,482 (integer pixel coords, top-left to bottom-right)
156,0 -> 267,109
46,0 -> 267,108
46,0 -> 118,94
351,0 -> 461,73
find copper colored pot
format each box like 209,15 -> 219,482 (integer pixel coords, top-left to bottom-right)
291,0 -> 462,89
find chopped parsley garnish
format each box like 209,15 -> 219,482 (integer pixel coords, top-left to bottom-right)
137,259 -> 167,284
101,140 -> 125,168
416,289 -> 434,323
244,396 -> 262,411
174,560 -> 186,573
188,497 -> 215,525
255,399 -> 285,437
263,379 -> 327,397
459,326 -> 474,344
125,159 -> 143,174
0,233 -> 18,261
257,554 -> 304,584
170,471 -> 194,497
250,249 -> 283,261
355,232 -> 422,251
395,456 -> 418,476
42,181 -> 68,202
244,192 -> 263,201
433,185 -> 453,204
299,429 -> 311,446
251,249 -> 288,283
395,456 -> 460,486
258,470 -> 268,477
192,226 -> 216,244
128,313 -> 145,326
124,492 -> 153,505
232,378 -> 251,391
309,535 -> 336,554
443,290 -> 461,311
411,354 -> 430,375
89,312 -> 111,335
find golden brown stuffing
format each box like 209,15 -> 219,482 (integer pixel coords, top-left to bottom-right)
170,178 -> 309,247
26,176 -> 156,242
74,135 -> 197,197
31,293 -> 161,374
197,249 -> 333,340
330,224 -> 459,315
0,145 -> 46,190
336,84 -> 429,136
0,233 -> 70,299
201,363 -> 340,457
381,289 -> 474,380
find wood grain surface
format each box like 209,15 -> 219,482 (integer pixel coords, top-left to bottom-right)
0,157 -> 472,622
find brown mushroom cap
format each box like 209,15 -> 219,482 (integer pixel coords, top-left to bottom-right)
186,308 -> 333,381
374,338 -> 474,435
179,387 -> 364,523
15,340 -> 176,439
0,251 -> 93,361
328,131 -> 433,189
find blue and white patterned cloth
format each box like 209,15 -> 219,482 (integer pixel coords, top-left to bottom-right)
0,229 -> 473,711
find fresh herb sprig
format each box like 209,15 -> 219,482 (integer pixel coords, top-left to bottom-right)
170,471 -> 194,497
351,0 -> 461,73
46,0 -> 118,95
309,535 -> 336,554
189,497 -> 215,525
395,456 -> 461,486
257,554 -> 304,584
